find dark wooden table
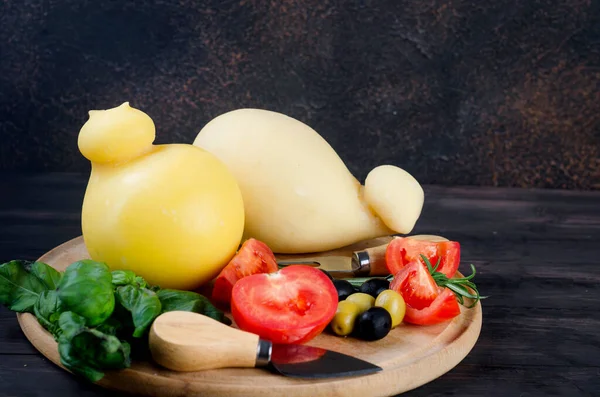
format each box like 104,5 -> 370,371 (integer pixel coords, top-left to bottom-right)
1,172 -> 599,397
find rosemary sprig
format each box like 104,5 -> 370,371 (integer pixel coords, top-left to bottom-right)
420,254 -> 487,308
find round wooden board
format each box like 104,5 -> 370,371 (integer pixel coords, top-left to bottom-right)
17,236 -> 482,397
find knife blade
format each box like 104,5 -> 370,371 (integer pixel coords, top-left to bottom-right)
277,234 -> 448,278
149,311 -> 381,379
268,343 -> 381,378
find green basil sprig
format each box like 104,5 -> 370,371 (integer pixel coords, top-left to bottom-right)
0,258 -> 230,382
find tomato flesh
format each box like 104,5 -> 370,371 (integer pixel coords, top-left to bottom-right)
211,238 -> 278,308
385,237 -> 461,278
231,265 -> 338,344
390,259 -> 461,325
390,260 -> 440,310
403,288 -> 460,325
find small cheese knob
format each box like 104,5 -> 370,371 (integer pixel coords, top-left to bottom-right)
78,102 -> 155,164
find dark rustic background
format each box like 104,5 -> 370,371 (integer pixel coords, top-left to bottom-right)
1,0 -> 599,189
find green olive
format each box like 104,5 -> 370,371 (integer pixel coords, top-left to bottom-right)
330,300 -> 361,336
346,292 -> 375,313
374,289 -> 406,328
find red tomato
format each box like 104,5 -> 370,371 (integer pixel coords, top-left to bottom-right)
390,259 -> 461,325
211,238 -> 279,308
390,259 -> 440,310
403,288 -> 461,325
385,237 -> 461,278
231,265 -> 338,344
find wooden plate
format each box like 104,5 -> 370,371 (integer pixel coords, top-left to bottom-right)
17,236 -> 482,397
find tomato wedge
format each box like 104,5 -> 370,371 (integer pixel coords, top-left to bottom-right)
390,259 -> 440,310
385,237 -> 460,278
390,259 -> 461,325
403,288 -> 460,325
211,238 -> 278,308
231,265 -> 338,344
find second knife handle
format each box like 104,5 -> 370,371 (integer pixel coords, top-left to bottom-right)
353,244 -> 389,276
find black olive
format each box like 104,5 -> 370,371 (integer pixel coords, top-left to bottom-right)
319,269 -> 334,281
332,279 -> 356,301
354,307 -> 392,341
359,278 -> 390,298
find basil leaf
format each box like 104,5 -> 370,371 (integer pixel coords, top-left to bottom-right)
57,260 -> 115,327
134,276 -> 148,289
24,261 -> 62,289
116,285 -> 162,338
0,260 -> 49,312
157,289 -> 231,325
34,290 -> 65,338
111,270 -> 147,289
111,270 -> 136,287
58,310 -> 87,337
57,312 -> 131,382
95,316 -> 122,337
58,339 -> 105,383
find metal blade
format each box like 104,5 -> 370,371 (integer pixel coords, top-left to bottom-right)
277,256 -> 356,278
269,343 -> 382,379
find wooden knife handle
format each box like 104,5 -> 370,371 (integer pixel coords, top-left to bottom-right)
354,234 -> 450,277
353,244 -> 389,276
149,311 -> 261,372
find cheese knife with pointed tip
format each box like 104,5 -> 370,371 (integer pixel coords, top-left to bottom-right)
277,234 -> 448,278
149,311 -> 382,379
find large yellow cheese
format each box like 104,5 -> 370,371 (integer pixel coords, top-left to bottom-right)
79,102 -> 245,290
193,109 -> 424,254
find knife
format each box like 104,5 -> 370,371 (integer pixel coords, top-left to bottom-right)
276,234 -> 448,278
149,311 -> 381,379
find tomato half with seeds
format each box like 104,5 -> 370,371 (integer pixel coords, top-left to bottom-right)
390,259 -> 440,310
211,238 -> 279,308
231,265 -> 338,344
403,288 -> 460,325
386,237 -> 460,278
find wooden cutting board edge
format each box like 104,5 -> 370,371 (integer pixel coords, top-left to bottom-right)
17,235 -> 483,397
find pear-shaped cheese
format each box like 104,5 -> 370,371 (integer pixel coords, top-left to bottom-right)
193,109 -> 424,254
79,103 -> 245,289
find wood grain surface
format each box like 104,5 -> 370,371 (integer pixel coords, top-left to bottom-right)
1,173 -> 599,396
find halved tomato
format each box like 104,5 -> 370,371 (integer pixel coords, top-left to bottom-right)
390,259 -> 440,310
211,238 -> 279,308
385,237 -> 460,278
403,288 -> 460,325
231,265 -> 338,344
